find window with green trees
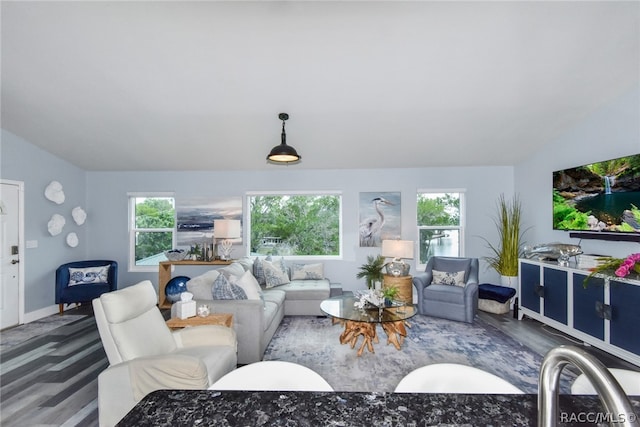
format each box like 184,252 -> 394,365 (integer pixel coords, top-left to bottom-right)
248,193 -> 341,257
129,195 -> 175,270
416,192 -> 464,264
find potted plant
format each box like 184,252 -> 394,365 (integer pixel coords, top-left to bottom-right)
356,255 -> 386,289
382,285 -> 399,306
482,194 -> 527,288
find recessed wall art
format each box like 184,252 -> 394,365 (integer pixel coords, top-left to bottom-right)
48,213 -> 66,236
72,206 -> 87,225
176,197 -> 243,246
358,192 -> 401,247
66,232 -> 79,247
44,181 -> 65,204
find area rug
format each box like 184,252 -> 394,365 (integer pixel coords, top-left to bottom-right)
263,315 -> 576,393
0,314 -> 86,352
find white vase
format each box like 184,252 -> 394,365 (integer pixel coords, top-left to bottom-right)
500,275 -> 518,309
500,275 -> 518,288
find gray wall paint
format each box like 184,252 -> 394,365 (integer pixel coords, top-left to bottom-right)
86,166 -> 512,293
2,85 -> 638,315
1,130 -> 87,312
515,85 -> 640,258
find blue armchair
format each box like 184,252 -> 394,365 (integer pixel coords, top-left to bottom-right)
412,256 -> 479,323
56,260 -> 118,314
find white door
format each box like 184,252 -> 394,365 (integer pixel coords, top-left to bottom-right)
0,182 -> 22,329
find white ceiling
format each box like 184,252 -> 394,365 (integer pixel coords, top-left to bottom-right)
2,1 -> 639,171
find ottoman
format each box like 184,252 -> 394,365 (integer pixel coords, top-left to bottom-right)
478,284 -> 516,314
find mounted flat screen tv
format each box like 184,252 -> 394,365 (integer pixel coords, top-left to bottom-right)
553,154 -> 640,241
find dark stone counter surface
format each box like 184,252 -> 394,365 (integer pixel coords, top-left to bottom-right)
118,390 -> 640,426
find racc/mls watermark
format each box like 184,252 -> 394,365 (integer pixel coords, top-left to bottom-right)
560,411 -> 638,424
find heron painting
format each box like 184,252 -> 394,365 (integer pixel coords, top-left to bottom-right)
358,192 -> 401,247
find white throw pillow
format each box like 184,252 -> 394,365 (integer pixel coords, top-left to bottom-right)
186,270 -> 220,300
235,257 -> 254,272
68,265 -> 110,286
432,269 -> 466,287
262,259 -> 290,288
218,262 -> 246,279
232,270 -> 265,306
291,263 -> 324,280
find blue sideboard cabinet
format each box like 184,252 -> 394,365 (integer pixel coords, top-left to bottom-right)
518,259 -> 640,367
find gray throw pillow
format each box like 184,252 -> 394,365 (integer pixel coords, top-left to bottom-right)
212,274 -> 247,300
253,256 -> 272,286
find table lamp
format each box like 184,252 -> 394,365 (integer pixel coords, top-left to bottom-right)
214,219 -> 241,260
381,239 -> 414,276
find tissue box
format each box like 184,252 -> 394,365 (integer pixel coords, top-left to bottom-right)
175,300 -> 196,319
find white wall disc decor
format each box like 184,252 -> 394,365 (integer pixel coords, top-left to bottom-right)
72,206 -> 87,225
44,181 -> 65,204
66,232 -> 79,247
47,213 -> 66,236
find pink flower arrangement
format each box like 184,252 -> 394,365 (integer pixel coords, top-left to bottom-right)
614,253 -> 640,278
584,253 -> 640,287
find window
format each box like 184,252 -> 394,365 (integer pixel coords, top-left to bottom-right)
416,191 -> 465,264
129,194 -> 175,271
247,192 -> 341,258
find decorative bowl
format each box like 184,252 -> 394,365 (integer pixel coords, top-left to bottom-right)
164,249 -> 187,262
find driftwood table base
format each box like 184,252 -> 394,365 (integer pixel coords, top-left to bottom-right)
321,296 -> 417,357
335,319 -> 411,356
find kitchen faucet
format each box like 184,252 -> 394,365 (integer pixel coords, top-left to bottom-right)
538,345 -> 638,427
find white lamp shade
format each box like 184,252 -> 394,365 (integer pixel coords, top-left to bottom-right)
214,219 -> 241,239
381,240 -> 414,260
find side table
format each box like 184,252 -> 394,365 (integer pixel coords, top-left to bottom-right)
158,260 -> 232,309
382,274 -> 413,304
166,313 -> 233,330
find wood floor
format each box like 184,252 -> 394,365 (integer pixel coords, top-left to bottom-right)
0,305 -> 104,427
0,305 -> 637,427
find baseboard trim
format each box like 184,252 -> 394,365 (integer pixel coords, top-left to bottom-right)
23,303 -> 79,323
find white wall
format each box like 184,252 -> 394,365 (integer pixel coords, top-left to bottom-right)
1,130 -> 87,315
86,166 -> 513,293
4,84 -> 637,315
515,85 -> 640,258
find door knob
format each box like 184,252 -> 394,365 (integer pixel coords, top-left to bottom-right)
11,259 -> 19,264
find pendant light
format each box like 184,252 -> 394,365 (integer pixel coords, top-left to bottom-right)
267,113 -> 301,164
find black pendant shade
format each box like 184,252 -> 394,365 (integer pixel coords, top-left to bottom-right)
267,113 -> 301,164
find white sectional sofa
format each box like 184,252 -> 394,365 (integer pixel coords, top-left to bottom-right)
173,257 -> 334,364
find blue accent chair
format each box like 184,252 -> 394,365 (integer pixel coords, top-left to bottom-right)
412,256 -> 479,323
56,260 -> 118,314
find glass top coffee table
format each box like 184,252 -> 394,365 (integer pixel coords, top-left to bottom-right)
320,294 -> 417,356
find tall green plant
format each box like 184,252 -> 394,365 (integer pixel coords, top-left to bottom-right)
482,194 -> 526,277
356,255 -> 386,289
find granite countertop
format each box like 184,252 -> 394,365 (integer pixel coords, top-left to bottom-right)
117,390 -> 640,426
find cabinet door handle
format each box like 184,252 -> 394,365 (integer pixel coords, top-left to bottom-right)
595,301 -> 611,320
535,284 -> 544,298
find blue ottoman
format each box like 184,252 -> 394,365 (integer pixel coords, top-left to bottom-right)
478,284 -> 516,314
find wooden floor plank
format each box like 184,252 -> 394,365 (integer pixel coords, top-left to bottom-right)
59,399 -> 98,427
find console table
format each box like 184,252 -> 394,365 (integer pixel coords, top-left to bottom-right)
519,259 -> 640,367
158,260 -> 231,309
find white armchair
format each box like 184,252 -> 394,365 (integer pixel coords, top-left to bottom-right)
92,280 -> 237,427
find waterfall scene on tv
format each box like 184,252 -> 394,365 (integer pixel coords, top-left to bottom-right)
553,154 -> 640,233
